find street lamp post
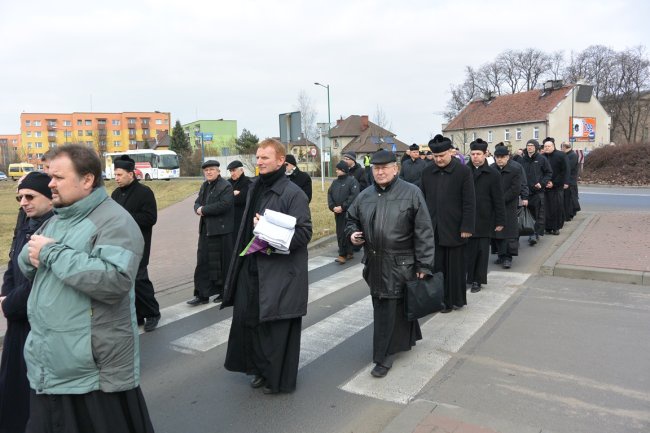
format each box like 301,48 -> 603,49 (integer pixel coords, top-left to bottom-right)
314,82 -> 332,176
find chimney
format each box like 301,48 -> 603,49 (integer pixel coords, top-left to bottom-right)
361,115 -> 369,131
336,118 -> 343,126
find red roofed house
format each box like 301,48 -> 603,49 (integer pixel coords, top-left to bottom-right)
443,81 -> 611,153
329,115 -> 409,163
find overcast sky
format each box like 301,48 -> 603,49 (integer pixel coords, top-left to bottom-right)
1,0 -> 648,144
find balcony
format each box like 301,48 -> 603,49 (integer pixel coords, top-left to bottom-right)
98,128 -> 107,137
47,135 -> 57,142
97,123 -> 107,130
47,124 -> 57,131
128,130 -> 136,138
142,129 -> 150,137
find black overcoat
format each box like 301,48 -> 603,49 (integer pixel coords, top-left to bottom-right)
111,180 -> 157,266
399,157 -> 427,187
345,177 -> 434,299
194,176 -> 234,236
222,175 -> 312,322
229,174 -> 252,230
288,168 -> 313,203
420,157 -> 475,247
545,149 -> 569,188
349,163 -> 369,190
491,161 -> 521,239
565,150 -> 579,185
468,162 -> 506,238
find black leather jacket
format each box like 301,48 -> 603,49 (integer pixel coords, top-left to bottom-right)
345,177 -> 434,299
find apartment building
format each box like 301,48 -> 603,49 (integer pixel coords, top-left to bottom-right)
0,134 -> 21,168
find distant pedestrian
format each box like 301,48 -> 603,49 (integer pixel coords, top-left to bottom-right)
328,161 -> 359,264
424,150 -> 434,167
346,150 -> 434,378
520,139 -> 552,245
465,139 -> 505,293
188,160 -> 234,305
0,172 -> 53,433
562,142 -> 581,221
399,143 -> 427,187
227,160 -> 252,235
111,155 -> 161,332
542,137 -> 568,235
223,138 -> 312,394
285,154 -> 312,203
420,135 -> 475,313
343,151 -> 369,190
19,144 -> 154,433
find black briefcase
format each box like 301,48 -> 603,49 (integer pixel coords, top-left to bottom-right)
404,272 -> 445,321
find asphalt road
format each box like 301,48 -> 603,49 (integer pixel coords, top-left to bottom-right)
579,185 -> 650,211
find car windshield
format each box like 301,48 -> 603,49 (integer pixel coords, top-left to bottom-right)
24,166 -> 34,172
158,154 -> 179,169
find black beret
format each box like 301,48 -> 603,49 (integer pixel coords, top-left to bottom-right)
426,151 -> 432,155
201,160 -> 220,169
114,155 -> 135,172
409,143 -> 420,151
370,150 -> 396,165
285,154 -> 297,166
543,136 -> 555,145
343,151 -> 356,160
526,139 -> 540,148
469,138 -> 488,152
428,135 -> 453,153
19,172 -> 52,199
335,160 -> 349,173
226,160 -> 243,170
494,146 -> 509,156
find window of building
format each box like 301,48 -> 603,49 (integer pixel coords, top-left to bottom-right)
113,130 -> 121,136
77,119 -> 83,126
86,130 -> 93,136
86,141 -> 93,146
36,153 -> 43,159
487,131 -> 493,142
130,140 -> 136,146
471,132 -> 476,141
112,119 -> 121,126
516,128 -> 522,141
97,119 -> 106,125
504,129 -> 511,141
156,119 -> 162,125
48,132 -> 56,137
47,120 -> 56,127
34,131 -> 42,137
63,120 -> 71,126
33,120 -> 41,126
25,120 -> 31,127
27,142 -> 32,148
85,120 -> 92,126
36,142 -> 43,148
128,118 -> 136,125
78,130 -> 83,136
113,141 -> 121,146
64,131 -> 72,137
533,127 -> 539,140
26,131 -> 32,137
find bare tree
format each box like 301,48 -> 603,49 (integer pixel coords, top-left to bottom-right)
373,105 -> 392,131
548,50 -> 565,81
517,48 -> 550,91
498,50 -> 523,94
295,90 -> 318,142
478,61 -> 503,95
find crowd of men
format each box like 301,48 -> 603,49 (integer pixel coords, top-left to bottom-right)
0,135 -> 581,431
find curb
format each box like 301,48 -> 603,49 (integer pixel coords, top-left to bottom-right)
540,213 -> 650,286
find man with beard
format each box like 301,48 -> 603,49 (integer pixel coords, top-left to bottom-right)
465,139 -> 505,293
542,137 -> 568,235
491,146 -> 523,269
227,160 -> 252,235
346,150 -> 434,378
343,151 -> 369,190
420,135 -> 475,313
223,138 -> 312,394
111,155 -> 161,331
1,172 -> 54,433
399,143 -> 427,187
520,139 -> 552,245
562,142 -> 581,221
328,160 -> 359,264
18,144 -> 154,433
285,154 -> 312,203
188,160 -> 234,305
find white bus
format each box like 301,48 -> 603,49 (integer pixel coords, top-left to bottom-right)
105,149 -> 180,180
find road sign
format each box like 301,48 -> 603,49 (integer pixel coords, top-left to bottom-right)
310,148 -> 317,157
323,152 -> 331,162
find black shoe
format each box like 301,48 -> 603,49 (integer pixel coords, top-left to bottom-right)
528,236 -> 537,246
551,230 -> 560,235
370,363 -> 390,378
262,386 -> 277,394
502,259 -> 512,269
470,282 -> 481,293
144,315 -> 161,332
440,308 -> 453,314
213,294 -> 223,303
250,375 -> 265,389
494,257 -> 504,264
452,304 -> 464,310
186,297 -> 209,306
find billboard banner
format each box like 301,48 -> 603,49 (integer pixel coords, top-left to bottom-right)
570,117 -> 596,142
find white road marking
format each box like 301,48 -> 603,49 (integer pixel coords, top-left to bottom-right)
340,271 -> 530,404
168,264 -> 365,354
308,256 -> 338,271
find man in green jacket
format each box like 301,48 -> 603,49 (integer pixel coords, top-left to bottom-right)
19,144 -> 155,433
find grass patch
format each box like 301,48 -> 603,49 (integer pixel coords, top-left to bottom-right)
0,178 -> 336,262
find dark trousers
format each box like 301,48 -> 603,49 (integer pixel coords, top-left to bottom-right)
371,297 -> 421,367
135,264 -> 160,321
466,237 -> 489,285
434,243 -> 467,309
334,213 -> 352,257
527,192 -> 545,235
194,233 -> 230,299
496,238 -> 519,260
545,188 -> 565,231
564,184 -> 580,220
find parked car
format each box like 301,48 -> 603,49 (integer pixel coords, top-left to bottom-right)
0,171 -> 7,181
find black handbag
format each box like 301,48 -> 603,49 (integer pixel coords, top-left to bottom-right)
517,206 -> 535,236
404,272 -> 445,321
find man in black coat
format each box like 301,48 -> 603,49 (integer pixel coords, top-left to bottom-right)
420,135 -> 475,313
465,139 -> 505,292
520,139 -> 552,245
227,160 -> 252,236
562,142 -> 581,221
223,139 -> 312,394
542,137 -> 569,235
399,143 -> 427,187
189,160 -> 234,305
111,155 -> 161,331
1,172 -> 54,433
491,147 -> 523,269
343,151 -> 369,191
285,154 -> 312,203
346,150 -> 434,378
328,160 -> 359,264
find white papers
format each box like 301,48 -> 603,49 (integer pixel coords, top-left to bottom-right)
253,209 -> 296,252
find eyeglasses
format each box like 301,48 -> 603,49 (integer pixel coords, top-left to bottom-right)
16,194 -> 36,202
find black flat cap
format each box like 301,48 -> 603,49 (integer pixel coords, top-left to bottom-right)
201,160 -> 220,169
370,150 -> 396,165
469,138 -> 488,152
226,160 -> 243,170
114,155 -> 135,172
